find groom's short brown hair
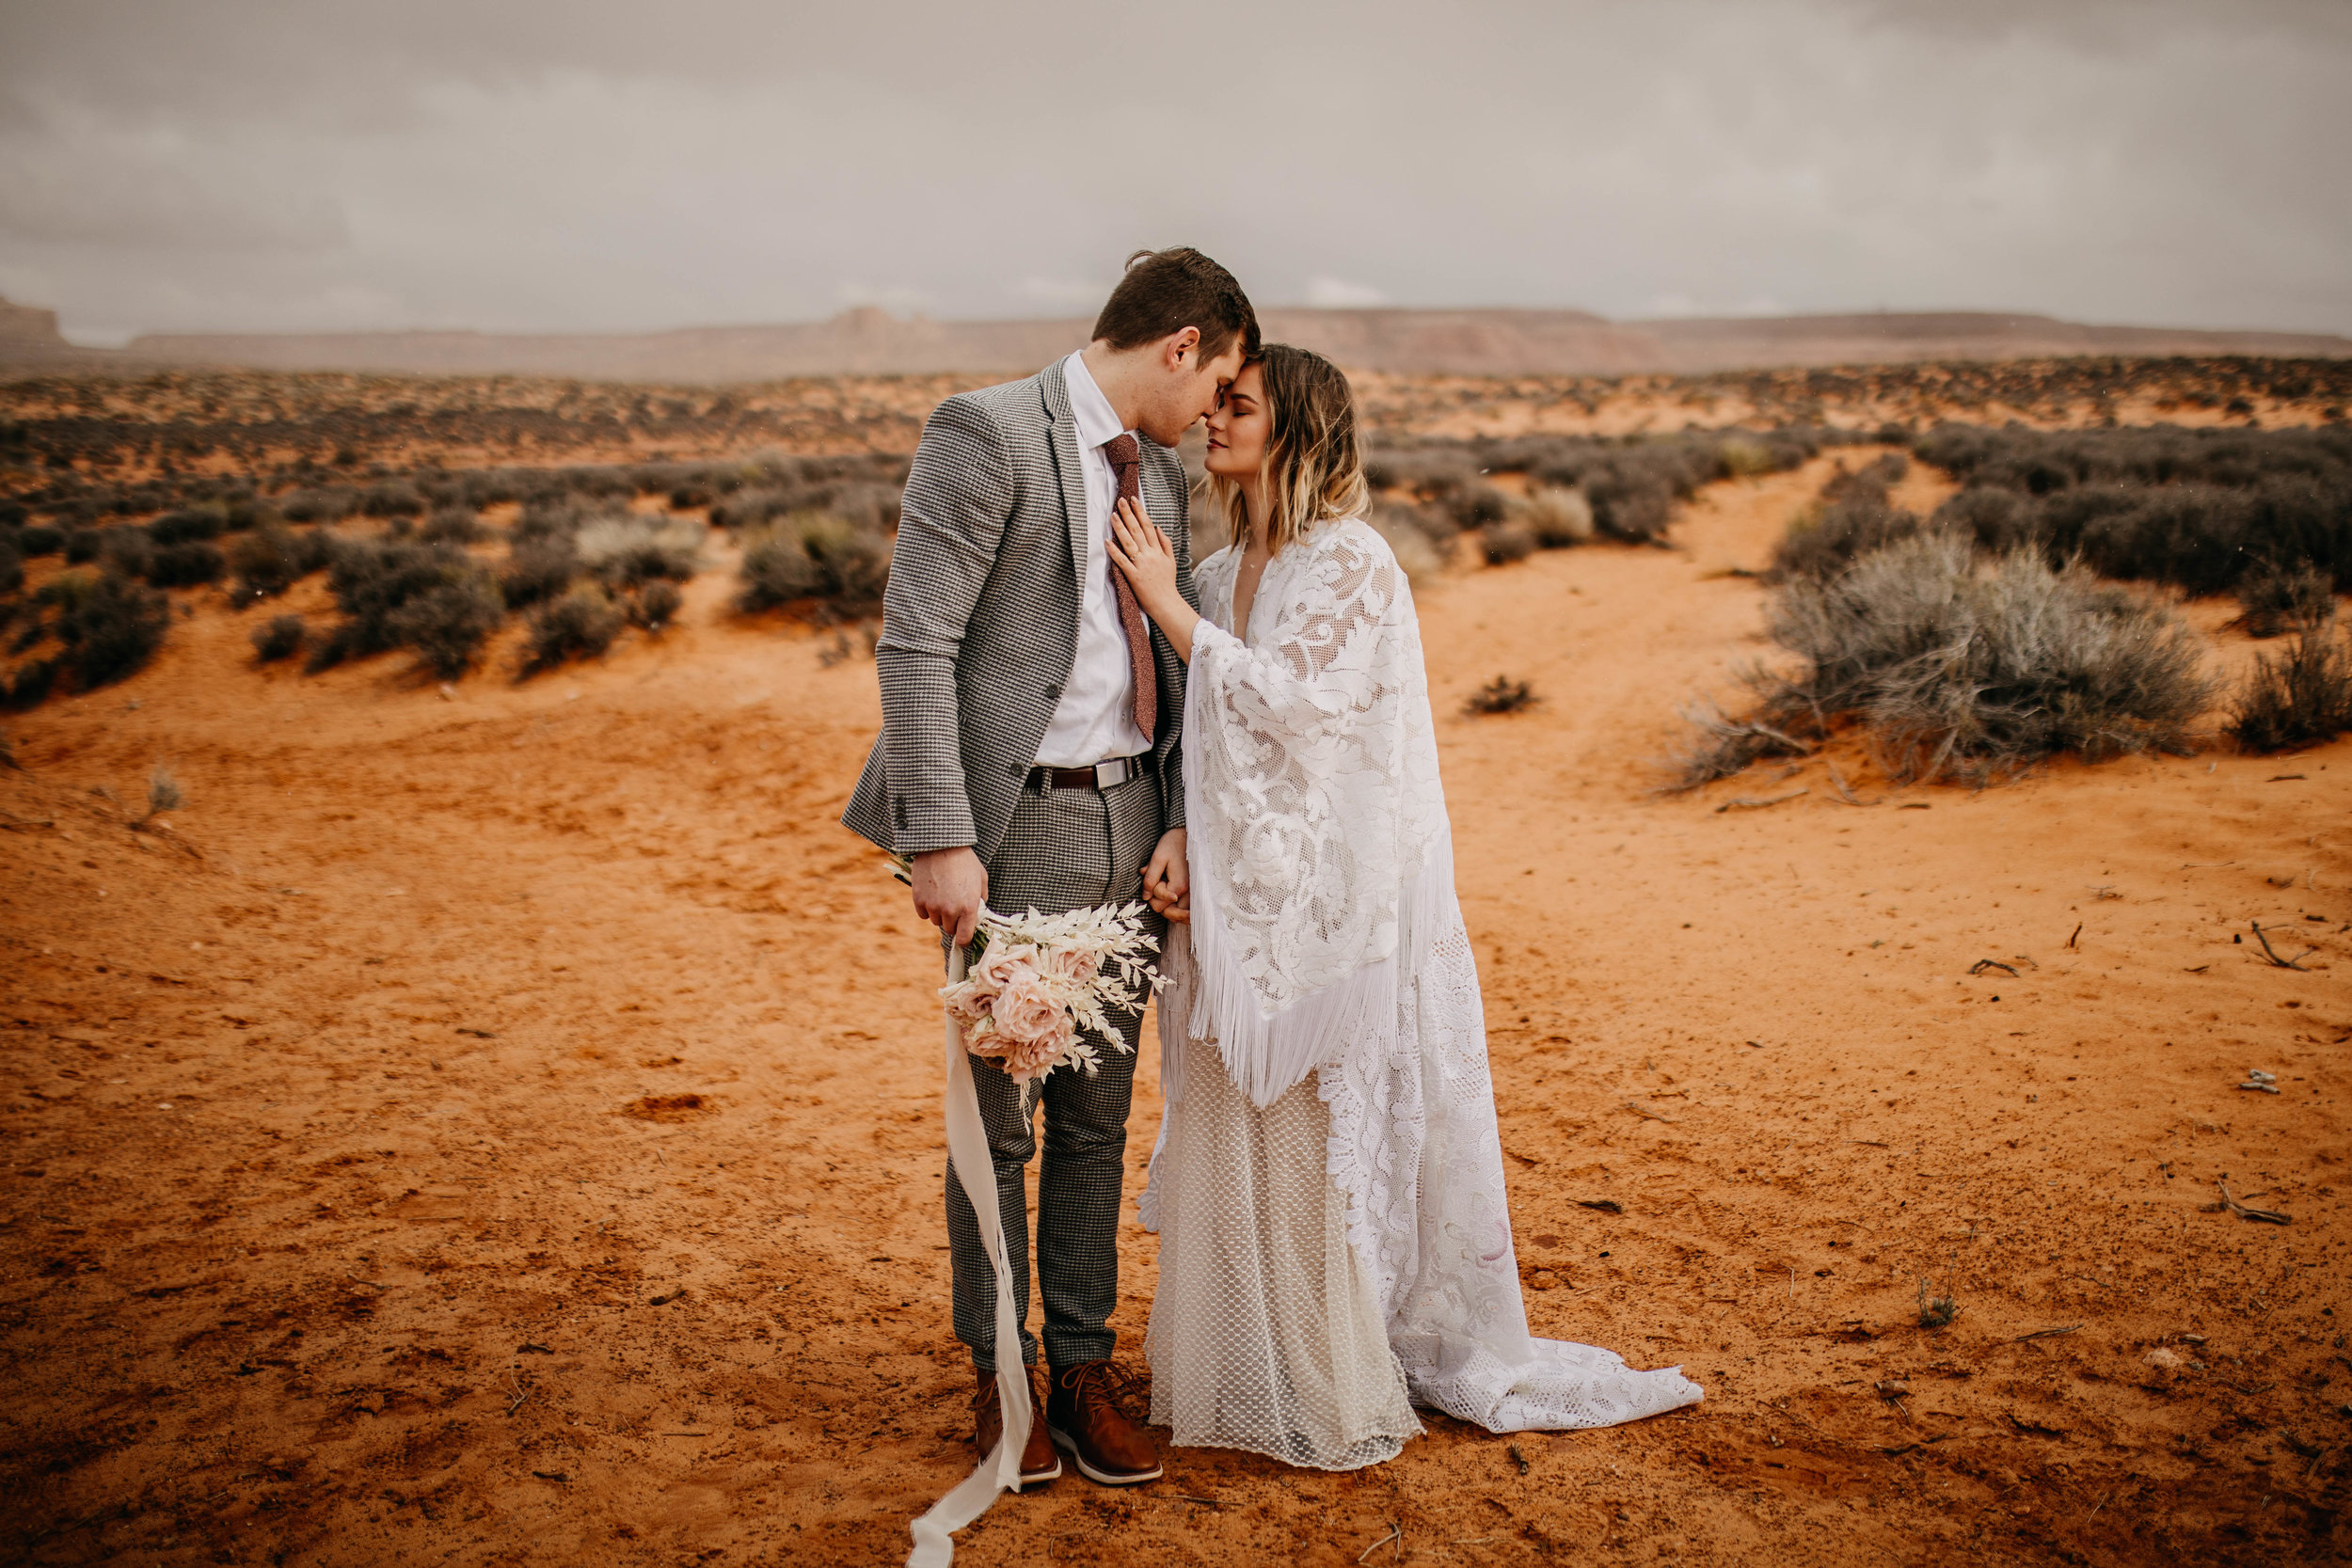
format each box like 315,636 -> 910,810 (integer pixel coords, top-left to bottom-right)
1092,248 -> 1261,366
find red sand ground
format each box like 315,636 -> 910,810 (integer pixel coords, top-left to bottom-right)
3,456 -> 2347,1566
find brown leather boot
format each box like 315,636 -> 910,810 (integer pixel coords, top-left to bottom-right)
1046,1360 -> 1162,1485
971,1367 -> 1059,1489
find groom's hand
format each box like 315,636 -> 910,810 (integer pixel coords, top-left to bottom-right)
1142,829 -> 1189,924
912,846 -> 988,947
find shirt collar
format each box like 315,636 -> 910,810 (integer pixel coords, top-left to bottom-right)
1062,350 -> 1128,451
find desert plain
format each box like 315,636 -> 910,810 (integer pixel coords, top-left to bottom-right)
1,367 -> 2347,1568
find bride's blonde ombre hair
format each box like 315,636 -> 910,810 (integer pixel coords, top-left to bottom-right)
1207,344 -> 1370,556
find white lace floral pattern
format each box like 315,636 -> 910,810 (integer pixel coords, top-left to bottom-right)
1148,520 -> 1703,1442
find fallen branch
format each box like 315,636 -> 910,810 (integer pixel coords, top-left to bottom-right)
2249,922 -> 2316,972
2217,1180 -> 2291,1225
1968,959 -> 2019,977
1621,1100 -> 1677,1124
1716,788 -> 1809,814
1356,1522 -> 1401,1563
1824,761 -> 1873,806
2008,1323 -> 2084,1344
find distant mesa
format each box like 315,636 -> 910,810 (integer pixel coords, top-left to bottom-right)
2,295 -> 2346,380
0,295 -> 83,359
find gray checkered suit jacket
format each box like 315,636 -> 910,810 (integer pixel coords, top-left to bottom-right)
841,358 -> 1197,860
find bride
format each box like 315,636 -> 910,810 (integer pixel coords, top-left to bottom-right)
1105,345 -> 1700,1468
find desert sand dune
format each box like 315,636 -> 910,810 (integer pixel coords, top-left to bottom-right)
1,458 -> 2346,1565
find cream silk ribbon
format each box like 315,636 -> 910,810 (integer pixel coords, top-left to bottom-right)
907,940 -> 1030,1567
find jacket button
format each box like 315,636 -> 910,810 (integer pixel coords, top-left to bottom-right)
1007,762 -> 1025,778
1044,681 -> 1064,699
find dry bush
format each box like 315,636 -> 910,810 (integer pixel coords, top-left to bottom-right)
1916,423 -> 2352,595
386,578 -> 503,678
1364,509 -> 1443,583
146,540 -> 226,588
499,537 -> 580,609
1479,521 -> 1536,565
2231,624 -> 2352,751
628,580 -> 683,632
737,512 -> 890,616
1769,457 -> 1924,582
309,539 -> 501,675
1465,675 -> 1536,715
149,506 -> 226,546
2232,562 -> 2335,639
251,613 -> 305,663
520,586 -> 626,675
15,524 -> 62,558
228,522 -> 330,604
0,536 -> 20,596
1448,482 -> 1512,532
1517,485 -> 1594,547
1673,533 -> 2212,788
418,506 -> 487,546
30,570 -> 170,697
575,514 -> 702,588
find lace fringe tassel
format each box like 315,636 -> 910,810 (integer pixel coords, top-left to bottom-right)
1183,833 -> 1459,1110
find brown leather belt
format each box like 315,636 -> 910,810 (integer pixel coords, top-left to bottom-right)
1026,754 -> 1144,792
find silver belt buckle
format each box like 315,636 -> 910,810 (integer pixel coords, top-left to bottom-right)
1092,756 -> 1133,789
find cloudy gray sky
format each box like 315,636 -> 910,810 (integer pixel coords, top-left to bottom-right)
2,0 -> 2346,344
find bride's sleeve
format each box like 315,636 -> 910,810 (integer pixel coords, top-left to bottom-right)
1186,530 -> 1401,746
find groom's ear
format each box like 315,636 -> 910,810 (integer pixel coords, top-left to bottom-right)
1163,326 -> 1201,372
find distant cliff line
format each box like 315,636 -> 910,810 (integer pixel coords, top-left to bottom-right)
7,299 -> 2350,381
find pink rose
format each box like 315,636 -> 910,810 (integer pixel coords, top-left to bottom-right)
1036,945 -> 1100,990
973,966 -> 1075,1084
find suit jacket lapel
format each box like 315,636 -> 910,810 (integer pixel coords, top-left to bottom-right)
1039,360 -> 1090,593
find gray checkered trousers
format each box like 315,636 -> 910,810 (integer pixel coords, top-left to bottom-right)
842,357 -> 1199,1370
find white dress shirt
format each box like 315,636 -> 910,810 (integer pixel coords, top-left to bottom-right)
1033,350 -> 1153,768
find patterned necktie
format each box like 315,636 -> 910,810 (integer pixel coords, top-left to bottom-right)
1099,433 -> 1158,740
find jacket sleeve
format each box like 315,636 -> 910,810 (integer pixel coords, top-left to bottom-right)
873,395 -> 1015,854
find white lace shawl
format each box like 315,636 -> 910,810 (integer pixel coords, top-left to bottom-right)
1152,517 -> 1703,1435
1175,517 -> 1449,1109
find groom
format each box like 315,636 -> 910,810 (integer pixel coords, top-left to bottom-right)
844,248 -> 1258,1488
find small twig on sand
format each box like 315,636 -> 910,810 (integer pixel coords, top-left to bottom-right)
1716,788 -> 1809,814
1968,959 -> 2019,977
2217,1180 -> 2292,1225
1825,761 -> 1872,806
2065,923 -> 2082,950
2249,922 -> 2316,972
1356,1521 -> 1401,1562
1622,1100 -> 1677,1124
1169,1496 -> 1222,1508
2009,1323 -> 2084,1344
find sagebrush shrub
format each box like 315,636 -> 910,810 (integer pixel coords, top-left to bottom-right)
252,614 -> 305,662
2231,624 -> 2352,751
228,523 -> 318,601
386,577 -> 504,678
15,525 -> 62,558
2233,563 -> 2335,639
520,587 -> 626,674
1517,486 -> 1594,547
146,541 -> 227,589
500,536 -> 580,608
1479,521 -> 1536,565
0,537 -> 20,595
419,506 -> 486,546
1674,533 -> 2212,787
628,580 -> 683,632
149,507 -> 225,546
310,539 -> 499,673
737,512 -> 890,615
575,514 -> 701,587
40,571 -> 170,692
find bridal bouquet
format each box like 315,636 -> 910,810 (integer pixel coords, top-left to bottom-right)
889,858 -> 1166,1085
